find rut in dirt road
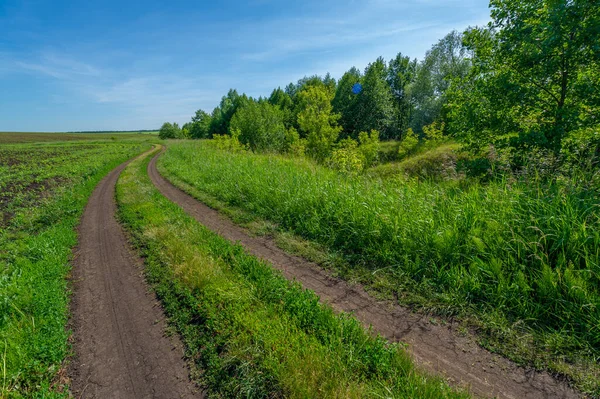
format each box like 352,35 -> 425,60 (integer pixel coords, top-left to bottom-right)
69,150 -> 202,399
148,149 -> 581,399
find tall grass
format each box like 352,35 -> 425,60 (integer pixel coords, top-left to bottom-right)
159,142 -> 600,372
116,148 -> 468,398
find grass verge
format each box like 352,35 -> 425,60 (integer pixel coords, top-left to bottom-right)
0,140 -> 153,398
157,140 -> 600,396
116,147 -> 468,398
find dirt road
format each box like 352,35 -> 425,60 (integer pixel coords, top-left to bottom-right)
148,149 -> 580,399
69,151 -> 202,399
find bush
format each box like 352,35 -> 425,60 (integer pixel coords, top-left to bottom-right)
398,128 -> 419,159
297,85 -> 342,162
283,127 -> 306,157
329,138 -> 364,174
159,122 -> 181,139
561,126 -> 600,170
212,128 -> 248,152
358,130 -> 380,168
230,101 -> 286,152
422,121 -> 445,143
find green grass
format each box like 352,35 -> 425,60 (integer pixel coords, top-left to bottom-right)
116,147 -> 469,398
369,143 -> 467,181
0,138 -> 154,398
158,140 -> 600,395
0,132 -> 157,144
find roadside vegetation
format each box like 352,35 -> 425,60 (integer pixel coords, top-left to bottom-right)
0,137 -> 153,398
116,148 -> 468,399
156,0 -> 600,395
159,140 -> 600,394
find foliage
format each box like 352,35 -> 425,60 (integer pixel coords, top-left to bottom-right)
332,67 -> 362,138
189,109 -> 213,139
208,89 -> 245,136
329,138 -> 365,175
560,125 -> 600,171
229,100 -> 286,152
158,122 -> 182,139
211,128 -> 248,153
397,128 -> 419,159
409,31 -> 471,134
296,85 -> 342,162
283,127 -> 306,156
268,87 -> 295,129
388,52 -> 417,137
449,0 -> 600,153
354,58 -> 396,139
422,121 -> 445,143
357,130 -> 380,168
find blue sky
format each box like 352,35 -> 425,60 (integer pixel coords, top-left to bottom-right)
0,0 -> 491,132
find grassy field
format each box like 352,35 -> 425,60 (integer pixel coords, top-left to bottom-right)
116,147 -> 468,398
0,131 -> 157,144
158,140 -> 600,395
0,135 -> 154,398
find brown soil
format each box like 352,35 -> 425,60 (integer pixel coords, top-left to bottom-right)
68,151 -> 203,399
148,149 -> 581,399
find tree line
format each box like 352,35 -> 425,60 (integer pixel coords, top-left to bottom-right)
160,0 -> 599,172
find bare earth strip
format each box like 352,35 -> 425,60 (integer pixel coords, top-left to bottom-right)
148,149 -> 580,399
69,151 -> 202,399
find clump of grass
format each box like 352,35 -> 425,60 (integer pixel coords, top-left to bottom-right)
159,140 -> 600,395
0,140 -> 153,398
117,148 -> 468,398
369,143 -> 467,181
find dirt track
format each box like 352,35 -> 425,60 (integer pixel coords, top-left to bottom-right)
148,149 -> 581,399
69,151 -> 202,399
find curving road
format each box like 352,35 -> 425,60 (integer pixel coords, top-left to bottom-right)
69,149 -> 202,399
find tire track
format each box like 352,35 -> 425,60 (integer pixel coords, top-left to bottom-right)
69,149 -> 202,399
148,148 -> 580,399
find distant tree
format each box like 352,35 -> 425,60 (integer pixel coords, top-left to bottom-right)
332,67 -> 362,138
449,0 -> 600,153
284,82 -> 297,98
208,106 -> 223,136
296,85 -> 342,161
208,89 -> 246,136
295,75 -> 335,95
268,88 -> 295,129
388,52 -> 418,139
322,72 -> 337,95
355,57 -> 397,140
230,100 -> 286,152
410,31 -> 471,134
190,109 -> 213,139
159,122 -> 181,139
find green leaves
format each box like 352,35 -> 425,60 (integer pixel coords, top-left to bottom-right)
451,0 -> 600,154
230,100 -> 286,153
296,85 -> 342,162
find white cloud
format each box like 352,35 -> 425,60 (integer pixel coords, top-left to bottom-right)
15,52 -> 101,79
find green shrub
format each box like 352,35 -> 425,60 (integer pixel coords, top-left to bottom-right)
561,126 -> 600,169
358,130 -> 380,168
212,128 -> 248,152
329,138 -> 364,174
283,127 -> 306,156
422,121 -> 445,143
230,101 -> 286,152
398,128 -> 419,159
